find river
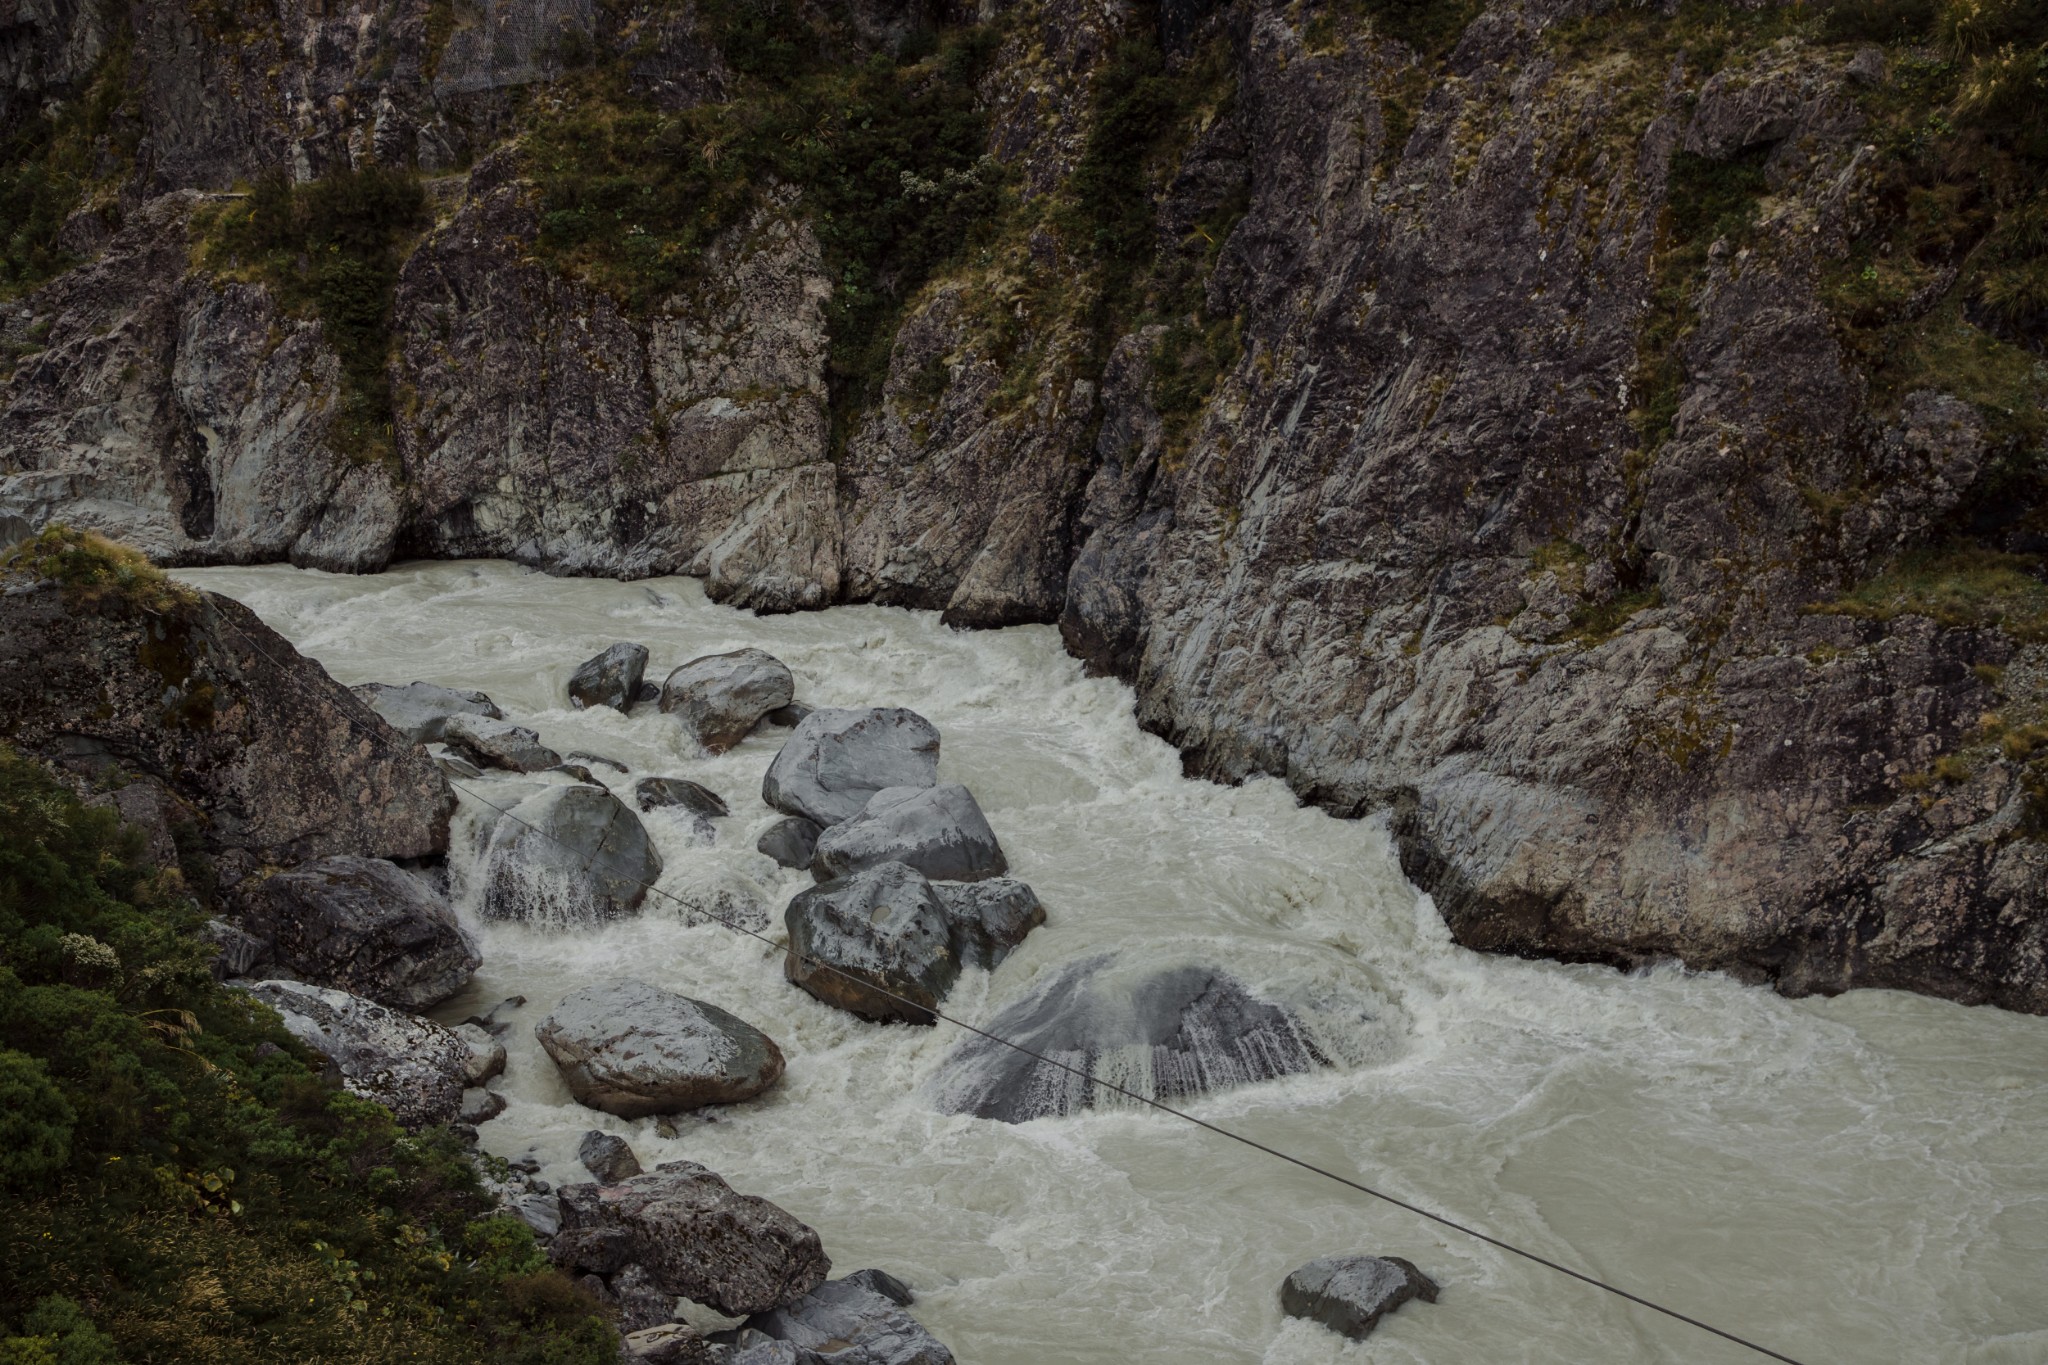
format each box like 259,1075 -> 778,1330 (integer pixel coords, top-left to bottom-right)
177,559 -> 2048,1365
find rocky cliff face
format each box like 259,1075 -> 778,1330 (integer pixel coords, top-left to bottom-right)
3,0 -> 2044,1010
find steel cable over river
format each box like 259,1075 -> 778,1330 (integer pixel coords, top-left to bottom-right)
180,559 -> 2048,1365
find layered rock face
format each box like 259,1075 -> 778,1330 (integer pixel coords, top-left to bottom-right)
5,0 -> 2046,1010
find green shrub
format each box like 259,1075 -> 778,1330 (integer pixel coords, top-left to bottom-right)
0,1053 -> 74,1193
0,27 -> 138,297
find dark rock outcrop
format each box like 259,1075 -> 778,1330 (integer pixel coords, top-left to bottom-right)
480,785 -> 663,925
636,777 -> 730,818
579,1130 -> 644,1184
535,979 -> 784,1116
238,979 -> 471,1129
784,863 -> 960,1025
1279,1255 -> 1438,1341
569,643 -> 650,712
762,708 -> 942,828
757,816 -> 823,870
661,648 -> 796,753
810,783 -> 1008,884
241,855 -> 481,1009
933,879 -> 1045,971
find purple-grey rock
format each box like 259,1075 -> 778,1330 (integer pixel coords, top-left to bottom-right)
636,776 -> 730,818
757,815 -> 822,869
440,713 -> 562,773
536,979 -> 785,1117
578,1130 -> 643,1183
1279,1255 -> 1438,1341
933,878 -> 1045,970
742,1276 -> 956,1365
568,642 -> 649,712
353,681 -> 504,745
762,708 -> 941,828
241,855 -> 480,1009
660,648 -> 796,753
237,979 -> 470,1129
810,783 -> 1007,884
785,862 -> 960,1025
480,784 -> 663,925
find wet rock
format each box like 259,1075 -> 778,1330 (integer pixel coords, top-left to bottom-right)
507,1190 -> 562,1240
465,995 -> 526,1036
432,747 -> 485,779
929,956 -> 1328,1122
237,980 -> 470,1129
764,701 -> 813,728
567,750 -> 631,774
353,681 -> 504,745
552,1162 -> 830,1316
454,1022 -> 507,1083
762,708 -> 941,828
635,681 -> 661,706
785,863 -> 959,1026
240,855 -> 480,1010
933,879 -> 1045,970
460,1087 -> 507,1124
743,1276 -> 956,1365
579,1130 -> 643,1183
480,785 -> 663,926
637,777 -> 730,818
568,642 -> 649,712
622,1321 -> 718,1364
536,979 -> 785,1117
554,763 -> 601,785
757,816 -> 822,870
811,784 -> 1007,884
661,648 -> 796,753
1279,1256 -> 1438,1341
441,713 -> 562,773
841,1268 -> 916,1306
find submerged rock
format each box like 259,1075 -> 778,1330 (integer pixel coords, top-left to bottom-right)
810,783 -> 1007,884
480,785 -> 663,925
1280,1256 -> 1438,1341
536,979 -> 785,1117
238,979 -> 470,1129
929,956 -> 1329,1122
636,776 -> 730,818
762,708 -> 941,828
440,713 -> 562,773
661,648 -> 795,753
742,1275 -> 955,1365
569,642 -> 649,712
579,1130 -> 643,1183
785,863 -> 959,1025
241,855 -> 480,1010
757,816 -> 822,870
933,879 -> 1045,971
353,681 -> 504,744
552,1162 -> 830,1316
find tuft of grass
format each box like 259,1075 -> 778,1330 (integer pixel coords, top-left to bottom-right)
1812,546 -> 2048,638
1562,586 -> 1663,645
0,526 -> 195,615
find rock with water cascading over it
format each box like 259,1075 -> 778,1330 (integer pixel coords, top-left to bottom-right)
568,642 -> 649,712
810,783 -> 1007,884
928,955 -> 1330,1122
740,1275 -> 956,1365
536,980 -> 785,1117
757,815 -> 822,869
636,776 -> 730,818
552,1162 -> 830,1315
660,648 -> 795,753
352,681 -> 505,745
236,979 -> 471,1129
480,785 -> 663,926
784,862 -> 959,1025
932,879 -> 1045,970
762,708 -> 941,828
440,713 -> 562,773
239,855 -> 480,1010
1279,1256 -> 1438,1341
579,1130 -> 643,1183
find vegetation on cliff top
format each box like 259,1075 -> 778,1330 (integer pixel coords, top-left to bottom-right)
0,527 -> 196,616
0,747 -> 614,1363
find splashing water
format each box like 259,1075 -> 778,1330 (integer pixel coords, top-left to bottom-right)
177,560 -> 2048,1365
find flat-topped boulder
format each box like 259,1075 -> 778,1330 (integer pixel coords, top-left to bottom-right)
353,680 -> 504,744
742,1275 -> 955,1365
811,783 -> 1007,884
569,642 -> 649,712
238,979 -> 470,1129
661,648 -> 795,753
440,713 -> 562,773
1280,1255 -> 1438,1341
785,862 -> 959,1025
762,708 -> 940,828
240,855 -> 480,1009
480,785 -> 663,926
536,979 -> 784,1117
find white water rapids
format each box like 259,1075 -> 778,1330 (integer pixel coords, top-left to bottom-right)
178,559 -> 2048,1365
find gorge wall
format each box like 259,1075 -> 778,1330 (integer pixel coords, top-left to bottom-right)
3,0 -> 2046,1010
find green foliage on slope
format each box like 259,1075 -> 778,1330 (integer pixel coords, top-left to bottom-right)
0,26 -> 140,298
0,747 -> 614,1364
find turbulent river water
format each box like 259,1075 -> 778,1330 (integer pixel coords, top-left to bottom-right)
178,559 -> 2048,1365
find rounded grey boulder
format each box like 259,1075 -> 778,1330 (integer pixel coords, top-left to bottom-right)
756,816 -> 822,870
933,878 -> 1045,970
761,708 -> 941,828
352,681 -> 504,744
784,862 -> 959,1025
636,777 -> 730,818
1279,1255 -> 1438,1340
569,642 -> 649,712
536,979 -> 785,1117
661,648 -> 795,753
238,979 -> 471,1129
441,713 -> 562,773
481,785 -> 664,926
810,783 -> 1007,884
578,1129 -> 644,1183
241,855 -> 481,1009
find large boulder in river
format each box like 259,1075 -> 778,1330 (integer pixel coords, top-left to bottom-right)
535,979 -> 785,1117
811,784 -> 1007,884
0,531 -> 452,878
238,979 -> 470,1129
762,708 -> 940,828
660,648 -> 794,753
440,713 -> 562,773
785,863 -> 960,1025
1279,1256 -> 1438,1341
933,879 -> 1044,970
353,681 -> 504,744
742,1276 -> 955,1365
569,642 -> 649,712
756,816 -> 821,869
481,785 -> 663,926
241,855 -> 480,1009
928,955 -> 1329,1121
552,1163 -> 830,1316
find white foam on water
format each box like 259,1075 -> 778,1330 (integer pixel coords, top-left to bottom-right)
178,559 -> 2048,1365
